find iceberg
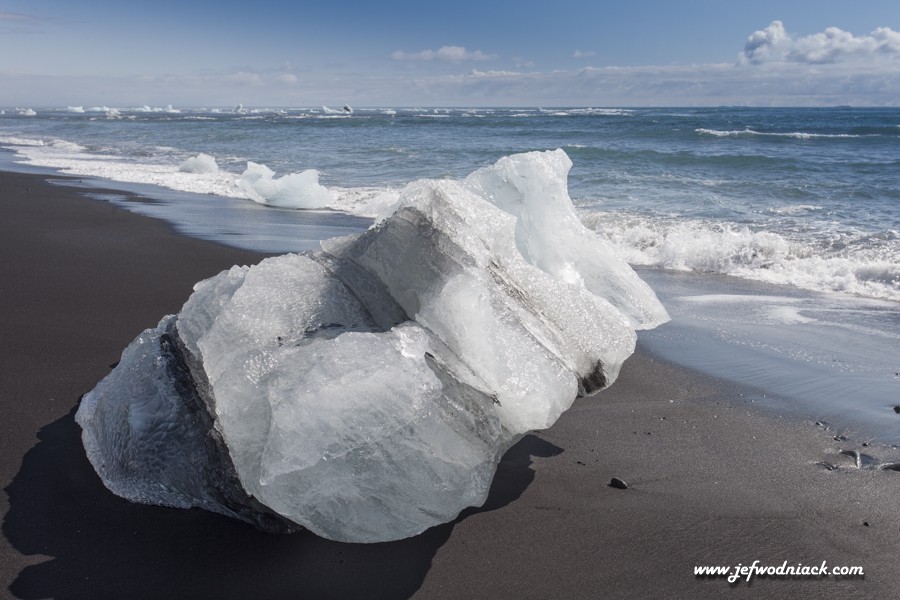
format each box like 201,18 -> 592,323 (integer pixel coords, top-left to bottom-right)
76,149 -> 668,543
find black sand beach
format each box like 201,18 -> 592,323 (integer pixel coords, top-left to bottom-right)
2,171 -> 898,599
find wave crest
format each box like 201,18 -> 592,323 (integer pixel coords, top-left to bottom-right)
580,212 -> 900,301
696,128 -> 862,140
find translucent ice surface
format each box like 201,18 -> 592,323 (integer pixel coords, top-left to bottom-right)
77,150 -> 668,542
236,162 -> 333,209
178,152 -> 219,174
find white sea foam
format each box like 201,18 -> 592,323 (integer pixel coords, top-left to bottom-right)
766,204 -> 823,215
696,128 -> 862,139
67,106 -> 85,113
0,133 -> 406,216
16,108 -> 36,117
678,294 -> 800,304
3,138 -> 244,197
580,211 -> 900,301
573,108 -> 633,116
542,108 -> 632,117
765,305 -> 817,324
677,294 -> 818,324
0,136 -> 45,147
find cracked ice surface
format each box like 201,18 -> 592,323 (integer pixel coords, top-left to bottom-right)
76,149 -> 668,542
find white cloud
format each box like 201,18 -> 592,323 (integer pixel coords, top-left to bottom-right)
7,54 -> 899,108
225,71 -> 263,86
573,50 -> 596,59
392,58 -> 900,107
6,20 -> 900,108
469,69 -> 523,78
273,73 -> 299,85
391,45 -> 497,62
741,20 -> 900,65
512,56 -> 535,69
741,20 -> 789,64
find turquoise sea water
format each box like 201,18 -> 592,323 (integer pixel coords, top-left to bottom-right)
2,105 -> 898,441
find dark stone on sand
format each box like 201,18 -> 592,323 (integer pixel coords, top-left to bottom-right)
893,406 -> 900,414
609,477 -> 628,490
840,449 -> 862,469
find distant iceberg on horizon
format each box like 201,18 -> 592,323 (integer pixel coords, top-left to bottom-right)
75,149 -> 668,543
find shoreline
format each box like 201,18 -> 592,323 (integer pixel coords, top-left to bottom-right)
2,170 -> 899,598
5,144 -> 896,447
635,268 -> 900,446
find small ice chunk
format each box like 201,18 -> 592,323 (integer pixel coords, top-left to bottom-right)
236,162 -> 332,209
179,153 -> 220,174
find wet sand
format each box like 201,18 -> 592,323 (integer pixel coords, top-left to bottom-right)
1,171 -> 898,599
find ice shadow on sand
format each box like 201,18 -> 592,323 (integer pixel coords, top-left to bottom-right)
4,405 -> 563,600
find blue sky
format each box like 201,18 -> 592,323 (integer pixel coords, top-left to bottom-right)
2,0 -> 899,107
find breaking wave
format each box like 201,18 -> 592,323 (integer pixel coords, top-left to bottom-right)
579,211 -> 900,302
696,128 -> 864,140
0,134 -> 398,216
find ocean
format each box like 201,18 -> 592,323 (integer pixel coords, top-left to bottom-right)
2,105 -> 898,442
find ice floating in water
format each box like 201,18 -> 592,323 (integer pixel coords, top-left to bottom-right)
179,153 -> 220,174
321,105 -> 352,116
133,104 -> 181,114
75,150 -> 668,542
236,162 -> 333,209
